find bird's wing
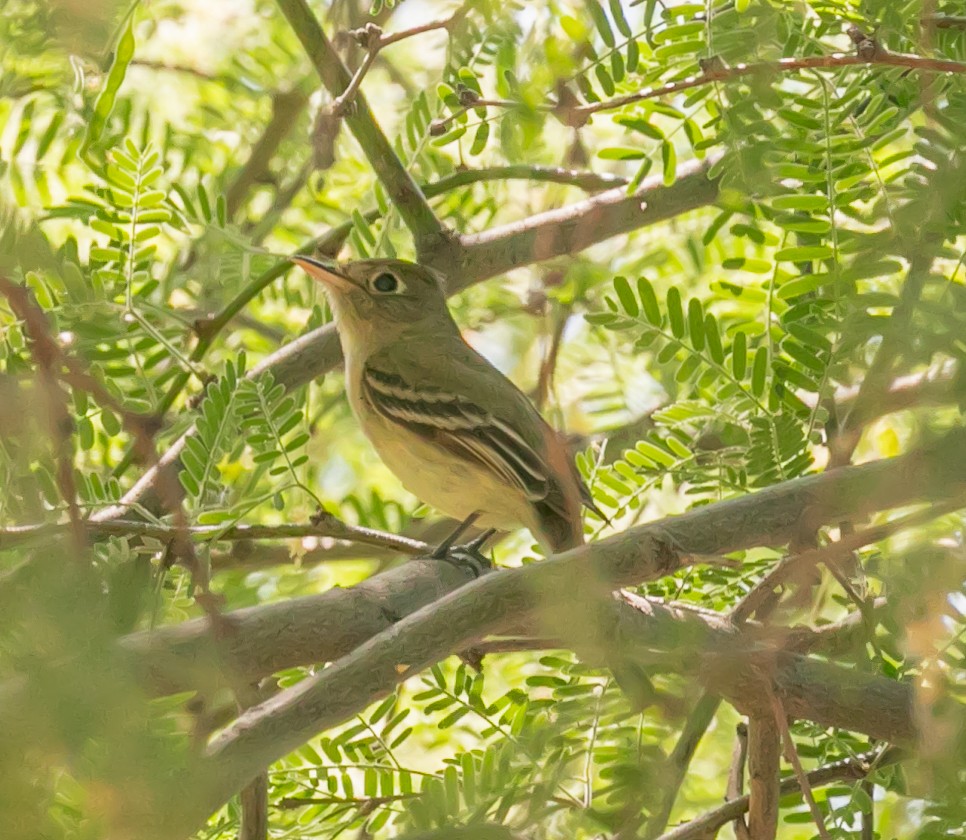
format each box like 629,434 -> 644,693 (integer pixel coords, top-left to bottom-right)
361,366 -> 551,502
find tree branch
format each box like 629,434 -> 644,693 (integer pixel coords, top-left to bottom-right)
569,44 -> 966,121
747,714 -> 781,840
452,156 -> 718,289
655,747 -> 903,840
274,0 -> 445,251
225,88 -> 310,219
152,431 -> 966,835
639,692 -> 722,839
119,557 -> 478,697
0,516 -> 428,557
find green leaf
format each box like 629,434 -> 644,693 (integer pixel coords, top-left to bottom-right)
774,245 -> 834,262
609,0 -> 632,36
666,287 -> 685,338
731,332 -> 748,381
771,195 -> 828,212
469,121 -> 490,156
83,16 -> 137,157
613,276 -> 638,316
687,298 -> 705,350
778,273 -> 831,299
661,140 -> 677,185
616,116 -> 664,140
599,147 -> 648,160
751,346 -> 769,397
637,277 -> 661,325
586,0 -> 616,47
705,314 -> 724,363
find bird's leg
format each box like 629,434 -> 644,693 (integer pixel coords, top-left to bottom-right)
464,528 -> 496,553
431,512 -> 481,559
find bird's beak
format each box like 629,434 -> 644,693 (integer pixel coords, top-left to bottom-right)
290,256 -> 357,292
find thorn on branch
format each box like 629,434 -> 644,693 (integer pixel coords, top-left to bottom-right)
345,22 -> 383,50
456,83 -> 481,108
846,24 -> 885,61
552,82 -> 590,129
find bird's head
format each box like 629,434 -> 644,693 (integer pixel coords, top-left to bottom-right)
292,257 -> 455,348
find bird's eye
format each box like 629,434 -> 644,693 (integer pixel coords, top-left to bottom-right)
372,272 -> 399,293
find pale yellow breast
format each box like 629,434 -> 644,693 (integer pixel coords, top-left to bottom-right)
343,361 -> 529,530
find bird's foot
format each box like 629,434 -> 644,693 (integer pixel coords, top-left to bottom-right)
431,529 -> 497,578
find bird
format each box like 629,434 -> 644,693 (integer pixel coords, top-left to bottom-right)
291,256 -> 603,555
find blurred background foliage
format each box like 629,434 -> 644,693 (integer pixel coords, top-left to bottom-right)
1,0 -> 965,837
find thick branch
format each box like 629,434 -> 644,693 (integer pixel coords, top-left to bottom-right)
120,557 -> 477,696
452,157 -> 718,289
157,431 -> 966,835
747,715 -> 781,840
275,0 -> 444,248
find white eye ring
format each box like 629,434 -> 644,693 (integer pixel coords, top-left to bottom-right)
370,272 -> 404,294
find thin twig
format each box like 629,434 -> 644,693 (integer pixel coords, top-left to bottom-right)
375,11 -> 464,48
731,501 -> 961,624
655,748 -> 903,840
329,46 -> 380,117
728,722 -> 751,840
0,277 -> 86,554
639,692 -> 722,839
770,692 -> 833,840
571,43 -> 966,120
0,517 -> 430,556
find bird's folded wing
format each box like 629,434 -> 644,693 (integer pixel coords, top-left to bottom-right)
362,367 -> 550,501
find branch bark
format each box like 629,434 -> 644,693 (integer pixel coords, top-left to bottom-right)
747,715 -> 781,840
152,430 -> 966,836
451,157 -> 718,289
120,557 -> 477,696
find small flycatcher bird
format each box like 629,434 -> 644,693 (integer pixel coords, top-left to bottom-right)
292,256 -> 601,554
